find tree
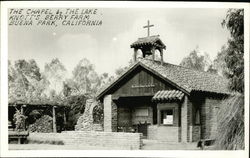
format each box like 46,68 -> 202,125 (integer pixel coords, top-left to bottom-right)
8,59 -> 45,103
214,9 -> 244,150
65,94 -> 87,130
70,58 -> 100,96
222,9 -> 244,93
114,59 -> 133,76
210,45 -> 228,76
43,58 -> 67,95
99,72 -> 114,88
179,48 -> 211,71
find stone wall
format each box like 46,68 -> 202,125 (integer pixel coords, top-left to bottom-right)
104,95 -> 118,132
75,99 -> 103,131
111,101 -> 118,132
181,96 -> 189,142
28,131 -> 142,150
104,95 -> 112,131
147,125 -> 179,142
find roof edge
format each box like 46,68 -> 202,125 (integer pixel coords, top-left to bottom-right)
96,61 -> 190,100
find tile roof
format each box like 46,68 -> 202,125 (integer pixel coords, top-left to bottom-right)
139,58 -> 230,94
152,90 -> 185,102
130,35 -> 166,49
96,58 -> 230,99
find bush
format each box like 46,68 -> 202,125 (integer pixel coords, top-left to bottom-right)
28,137 -> 64,145
65,95 -> 87,130
214,93 -> 244,149
13,110 -> 27,131
28,115 -> 53,133
93,102 -> 103,124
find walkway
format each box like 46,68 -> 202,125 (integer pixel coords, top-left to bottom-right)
141,139 -> 200,150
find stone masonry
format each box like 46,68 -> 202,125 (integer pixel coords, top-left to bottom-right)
28,131 -> 143,150
75,99 -> 103,131
181,96 -> 188,142
104,95 -> 117,132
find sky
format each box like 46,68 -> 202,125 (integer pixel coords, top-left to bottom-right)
8,8 -> 231,77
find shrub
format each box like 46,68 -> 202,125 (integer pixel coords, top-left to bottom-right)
65,95 -> 87,130
13,110 -> 27,131
93,102 -> 104,124
28,115 -> 53,133
28,137 -> 64,145
214,93 -> 244,149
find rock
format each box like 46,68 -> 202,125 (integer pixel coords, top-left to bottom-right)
75,99 -> 103,131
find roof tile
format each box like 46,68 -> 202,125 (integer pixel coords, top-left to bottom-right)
96,58 -> 230,99
152,90 -> 184,101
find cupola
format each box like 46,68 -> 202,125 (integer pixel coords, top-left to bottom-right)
130,20 -> 166,65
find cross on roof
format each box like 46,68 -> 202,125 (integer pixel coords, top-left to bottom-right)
143,20 -> 154,37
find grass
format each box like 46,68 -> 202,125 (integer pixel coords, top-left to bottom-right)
27,136 -> 64,145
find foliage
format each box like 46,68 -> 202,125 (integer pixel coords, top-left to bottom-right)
13,110 -> 27,131
214,9 -> 244,150
93,102 -> 104,124
8,59 -> 50,104
222,9 -> 244,93
14,59 -> 41,81
28,115 -> 53,133
65,95 -> 87,130
115,59 -> 133,76
179,48 -> 211,71
62,58 -> 100,97
210,45 -> 228,76
28,139 -> 64,145
43,58 -> 67,95
8,57 -> 115,131
27,135 -> 64,145
215,94 -> 244,149
98,73 -> 115,88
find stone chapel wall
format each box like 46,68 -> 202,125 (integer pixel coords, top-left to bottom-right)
75,99 -> 103,131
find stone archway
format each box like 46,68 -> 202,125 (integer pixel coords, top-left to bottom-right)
75,99 -> 103,131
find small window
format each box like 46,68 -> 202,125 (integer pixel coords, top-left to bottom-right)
161,109 -> 174,125
135,108 -> 149,117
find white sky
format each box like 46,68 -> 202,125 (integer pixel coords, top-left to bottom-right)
8,8 -> 231,77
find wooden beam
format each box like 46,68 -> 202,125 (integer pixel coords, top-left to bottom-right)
63,108 -> 67,129
52,106 -> 57,133
151,47 -> 155,61
159,48 -> 163,65
133,48 -> 138,62
20,106 -> 24,115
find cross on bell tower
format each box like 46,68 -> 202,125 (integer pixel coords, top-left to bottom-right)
143,20 -> 154,37
131,20 -> 166,65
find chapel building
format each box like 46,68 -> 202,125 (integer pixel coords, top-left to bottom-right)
96,22 -> 229,142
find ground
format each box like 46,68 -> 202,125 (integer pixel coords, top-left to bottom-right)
9,139 -> 200,150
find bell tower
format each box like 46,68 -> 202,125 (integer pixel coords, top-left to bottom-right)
130,20 -> 166,65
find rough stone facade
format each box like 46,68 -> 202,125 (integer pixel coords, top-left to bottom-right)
111,101 -> 118,132
75,99 -> 103,131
